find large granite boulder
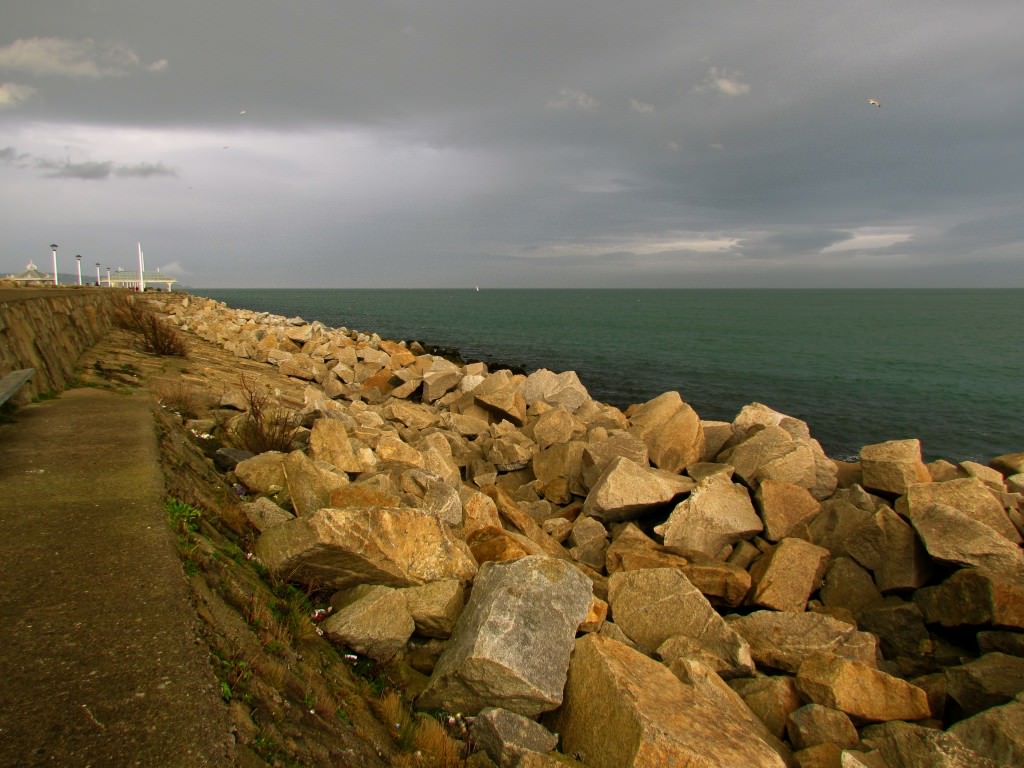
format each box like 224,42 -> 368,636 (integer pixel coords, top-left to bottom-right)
747,537 -> 830,613
755,479 -> 822,542
909,503 -> 1024,574
948,695 -> 1024,767
580,432 -> 649,491
418,556 -> 592,717
655,472 -> 762,559
582,456 -> 693,523
914,568 -> 1024,630
859,439 -> 931,495
607,568 -> 753,677
859,721 -> 1001,768
254,506 -> 478,589
471,707 -> 559,768
901,477 -> 1021,543
549,634 -> 786,768
845,505 -> 933,592
521,369 -> 590,413
282,449 -> 345,516
795,654 -> 930,722
400,580 -> 465,639
728,611 -> 879,674
321,585 -> 414,662
235,451 -> 287,495
627,391 -> 704,473
944,653 -> 1024,718
308,417 -> 363,473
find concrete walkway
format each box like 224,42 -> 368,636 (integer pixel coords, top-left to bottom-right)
0,388 -> 233,767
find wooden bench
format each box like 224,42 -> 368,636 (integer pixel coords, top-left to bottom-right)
0,368 -> 35,407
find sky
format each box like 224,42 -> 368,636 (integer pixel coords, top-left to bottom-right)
2,1 -> 1023,289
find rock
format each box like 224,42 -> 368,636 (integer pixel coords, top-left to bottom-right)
755,479 -> 822,542
948,696 -> 1024,767
475,372 -> 527,426
909,503 -> 1024,574
991,452 -> 1024,476
725,425 -> 818,491
568,515 -> 609,570
901,477 -> 1021,544
422,358 -> 463,402
786,703 -> 859,750
978,631 -> 1024,657
235,451 -> 287,495
321,585 -> 414,662
944,652 -> 1024,719
656,473 -> 762,559
792,743 -> 844,768
283,449 -> 344,516
859,439 -> 931,495
628,391 -> 705,473
240,496 -> 294,532
375,432 -> 425,467
819,557 -> 883,617
308,417 -> 363,473
418,556 -> 592,717
530,407 -> 582,449
802,497 -> 874,558
521,369 -> 590,413
580,432 -> 649,491
914,568 -> 1024,630
729,674 -> 802,740
795,655 -> 930,723
728,611 -> 879,674
549,634 -> 786,768
678,555 -> 752,608
471,707 -> 559,768
607,568 -> 753,677
857,599 -> 934,677
860,721 -> 1001,768
485,429 -> 535,472
401,580 -> 465,639
845,506 -> 933,592
254,506 -> 478,590
532,440 -> 585,504
748,537 -> 830,613
582,456 -> 693,523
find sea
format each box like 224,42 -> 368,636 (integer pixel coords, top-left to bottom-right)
193,288 -> 1022,464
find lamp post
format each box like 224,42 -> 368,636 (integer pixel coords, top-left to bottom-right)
105,267 -> 111,286
76,254 -> 82,286
95,262 -> 101,286
50,243 -> 59,286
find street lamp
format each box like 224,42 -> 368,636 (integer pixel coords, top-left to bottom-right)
95,262 -> 101,286
76,254 -> 82,286
50,243 -> 59,286
105,266 -> 111,285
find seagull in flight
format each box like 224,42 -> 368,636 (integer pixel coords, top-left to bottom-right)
867,98 -> 881,108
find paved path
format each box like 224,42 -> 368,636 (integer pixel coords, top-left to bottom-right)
0,388 -> 234,767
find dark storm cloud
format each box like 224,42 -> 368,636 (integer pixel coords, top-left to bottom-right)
1,1 -> 1023,287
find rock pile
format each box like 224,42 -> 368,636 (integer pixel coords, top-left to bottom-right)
157,294 -> 1024,767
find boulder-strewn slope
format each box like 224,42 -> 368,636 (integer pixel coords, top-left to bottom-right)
155,294 -> 1024,767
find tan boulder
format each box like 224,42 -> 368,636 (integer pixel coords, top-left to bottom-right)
991,452 -> 1024,476
484,429 -> 535,472
728,674 -> 802,740
948,696 -> 1024,767
608,568 -> 753,677
234,450 -> 287,495
471,707 -> 560,768
859,439 -> 931,495
656,472 -> 762,559
530,407 -> 583,448
375,432 -> 424,467
582,456 -> 693,523
239,496 -> 294,532
795,655 -> 930,722
580,432 -> 649,491
944,652 -> 1024,718
521,368 -> 590,413
910,503 -> 1024,574
418,556 -> 592,717
728,611 -> 879,674
844,506 -> 933,592
901,477 -> 1021,543
401,580 -> 465,639
786,703 -> 859,750
914,567 -> 1024,630
860,720 -> 1001,768
628,390 -> 705,473
755,479 -> 822,542
321,585 -> 414,662
474,371 -> 527,426
818,557 -> 883,617
254,506 -> 478,590
422,359 -> 463,402
532,440 -> 585,504
550,634 -> 786,768
748,537 -> 830,612
282,449 -> 346,516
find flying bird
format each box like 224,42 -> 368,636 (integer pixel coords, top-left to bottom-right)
867,98 -> 881,108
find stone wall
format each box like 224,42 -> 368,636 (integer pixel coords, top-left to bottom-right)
0,288 -> 122,405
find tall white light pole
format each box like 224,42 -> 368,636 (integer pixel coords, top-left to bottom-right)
50,243 -> 59,286
76,254 -> 82,286
105,266 -> 111,286
95,262 -> 101,286
137,242 -> 146,292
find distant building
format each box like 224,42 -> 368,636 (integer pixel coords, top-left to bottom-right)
106,267 -> 177,291
6,261 -> 52,286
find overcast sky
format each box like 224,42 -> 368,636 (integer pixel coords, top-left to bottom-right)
2,1 -> 1023,288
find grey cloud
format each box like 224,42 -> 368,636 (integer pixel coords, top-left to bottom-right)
115,162 -> 176,178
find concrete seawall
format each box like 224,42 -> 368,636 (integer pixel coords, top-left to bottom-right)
0,288 -> 123,405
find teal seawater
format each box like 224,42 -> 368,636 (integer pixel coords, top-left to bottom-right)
195,289 -> 1022,463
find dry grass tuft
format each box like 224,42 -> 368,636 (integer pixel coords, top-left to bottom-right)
113,297 -> 188,356
153,379 -> 205,419
230,374 -> 301,453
